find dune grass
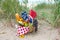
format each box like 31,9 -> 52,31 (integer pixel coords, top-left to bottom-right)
0,0 -> 60,27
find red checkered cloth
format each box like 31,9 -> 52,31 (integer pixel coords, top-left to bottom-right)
16,26 -> 29,36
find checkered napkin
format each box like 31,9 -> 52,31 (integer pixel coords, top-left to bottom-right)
16,26 -> 29,36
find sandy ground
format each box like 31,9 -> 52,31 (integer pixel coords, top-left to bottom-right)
0,20 -> 60,40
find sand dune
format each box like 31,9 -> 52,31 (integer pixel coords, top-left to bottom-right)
0,20 -> 60,40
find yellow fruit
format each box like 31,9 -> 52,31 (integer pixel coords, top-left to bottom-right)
15,13 -> 20,21
24,22 -> 29,27
29,23 -> 33,32
19,35 -> 25,38
15,13 -> 25,25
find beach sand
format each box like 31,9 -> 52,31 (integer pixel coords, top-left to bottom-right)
0,20 -> 60,40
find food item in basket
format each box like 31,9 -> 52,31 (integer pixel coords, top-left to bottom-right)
19,34 -> 25,38
15,13 -> 24,25
28,23 -> 33,32
24,21 -> 29,27
21,11 -> 29,22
